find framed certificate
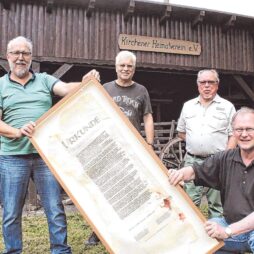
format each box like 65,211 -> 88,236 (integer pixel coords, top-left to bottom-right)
31,78 -> 223,254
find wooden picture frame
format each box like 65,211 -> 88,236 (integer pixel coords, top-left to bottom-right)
31,78 -> 223,254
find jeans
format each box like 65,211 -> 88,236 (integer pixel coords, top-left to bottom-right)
0,154 -> 72,254
211,217 -> 254,253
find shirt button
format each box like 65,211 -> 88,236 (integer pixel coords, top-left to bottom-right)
243,181 -> 246,184
244,171 -> 247,174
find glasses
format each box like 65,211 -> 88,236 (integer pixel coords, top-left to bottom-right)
198,80 -> 218,85
118,64 -> 134,69
233,128 -> 254,135
8,51 -> 32,57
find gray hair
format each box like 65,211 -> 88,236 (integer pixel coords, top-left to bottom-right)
196,69 -> 220,84
232,107 -> 254,126
115,50 -> 136,67
7,36 -> 33,53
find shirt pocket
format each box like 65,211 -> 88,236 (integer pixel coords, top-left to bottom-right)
185,113 -> 197,129
208,113 -> 229,130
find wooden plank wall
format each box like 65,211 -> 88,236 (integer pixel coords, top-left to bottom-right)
0,1 -> 253,73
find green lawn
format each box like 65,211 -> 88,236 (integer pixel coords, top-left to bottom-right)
0,212 -> 108,254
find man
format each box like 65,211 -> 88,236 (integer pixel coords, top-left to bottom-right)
168,107 -> 254,253
0,36 -> 99,254
177,69 -> 236,218
104,50 -> 154,145
85,50 -> 154,246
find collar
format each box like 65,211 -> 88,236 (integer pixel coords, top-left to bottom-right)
194,94 -> 221,105
232,147 -> 243,163
114,80 -> 135,88
232,147 -> 254,167
8,70 -> 36,86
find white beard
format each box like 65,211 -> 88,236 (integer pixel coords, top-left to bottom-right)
9,60 -> 32,78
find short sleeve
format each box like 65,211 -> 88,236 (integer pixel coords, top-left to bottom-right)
193,153 -> 222,190
41,73 -> 59,93
176,103 -> 186,133
142,87 -> 153,115
227,104 -> 236,136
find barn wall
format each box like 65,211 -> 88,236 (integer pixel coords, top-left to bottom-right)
0,1 -> 253,73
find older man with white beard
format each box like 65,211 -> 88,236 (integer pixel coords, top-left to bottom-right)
0,36 -> 99,254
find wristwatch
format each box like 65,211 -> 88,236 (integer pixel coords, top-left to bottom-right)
225,226 -> 233,238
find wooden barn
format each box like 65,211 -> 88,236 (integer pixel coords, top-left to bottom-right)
0,0 -> 254,122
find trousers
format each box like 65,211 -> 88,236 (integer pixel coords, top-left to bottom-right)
0,154 -> 72,254
183,153 -> 223,218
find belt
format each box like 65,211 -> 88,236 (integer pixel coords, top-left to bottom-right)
186,152 -> 210,159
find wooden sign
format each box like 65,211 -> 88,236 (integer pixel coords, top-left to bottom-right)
31,78 -> 222,254
118,34 -> 201,55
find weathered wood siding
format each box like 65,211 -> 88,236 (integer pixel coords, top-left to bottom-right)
0,1 -> 253,73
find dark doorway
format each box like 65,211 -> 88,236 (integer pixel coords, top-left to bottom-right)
1,62 -> 250,122
37,64 -> 254,121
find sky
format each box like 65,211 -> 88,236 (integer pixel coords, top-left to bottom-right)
150,0 -> 254,17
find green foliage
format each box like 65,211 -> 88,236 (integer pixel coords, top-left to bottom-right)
0,213 -> 109,254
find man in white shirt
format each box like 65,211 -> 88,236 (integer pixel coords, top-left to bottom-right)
177,69 -> 236,218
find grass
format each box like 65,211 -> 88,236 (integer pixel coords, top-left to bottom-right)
0,212 -> 109,254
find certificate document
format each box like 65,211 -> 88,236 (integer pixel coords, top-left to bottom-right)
31,78 -> 223,254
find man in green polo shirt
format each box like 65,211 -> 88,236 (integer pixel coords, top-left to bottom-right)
0,36 -> 100,254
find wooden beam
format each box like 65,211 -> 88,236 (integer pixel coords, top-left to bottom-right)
222,15 -> 236,32
46,0 -> 54,14
159,5 -> 172,25
32,61 -> 40,73
124,0 -> 135,22
86,0 -> 96,17
0,59 -> 9,72
251,79 -> 254,90
0,0 -> 10,10
233,75 -> 254,103
192,11 -> 205,29
52,63 -> 73,79
151,98 -> 173,104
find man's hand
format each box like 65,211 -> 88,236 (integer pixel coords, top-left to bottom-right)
205,221 -> 229,239
20,121 -> 36,138
82,69 -> 100,83
168,169 -> 184,186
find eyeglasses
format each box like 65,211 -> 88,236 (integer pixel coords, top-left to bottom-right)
198,80 -> 218,85
8,51 -> 32,57
118,64 -> 134,69
233,128 -> 254,134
